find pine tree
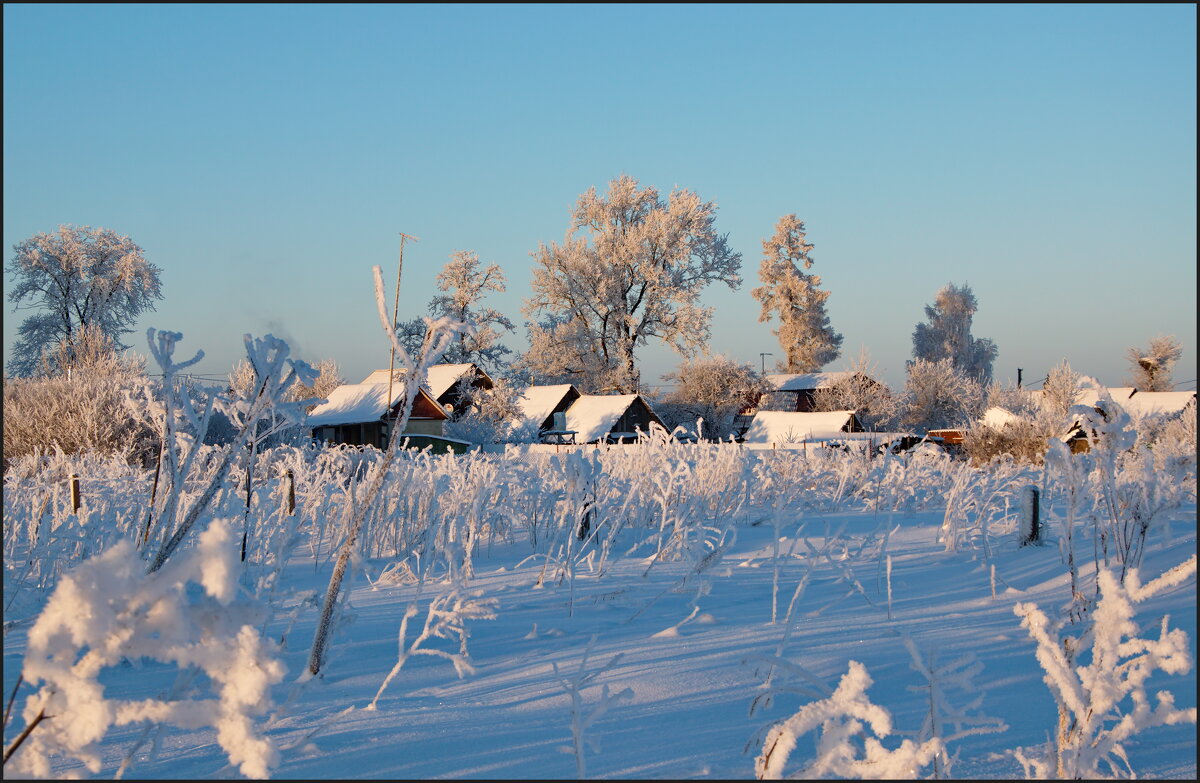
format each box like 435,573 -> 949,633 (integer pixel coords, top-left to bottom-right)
751,215 -> 842,373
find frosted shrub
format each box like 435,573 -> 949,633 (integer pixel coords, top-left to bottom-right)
553,635 -> 634,779
754,660 -> 942,780
368,589 -> 497,710
8,518 -> 285,779
1012,554 -> 1197,779
901,636 -> 1006,778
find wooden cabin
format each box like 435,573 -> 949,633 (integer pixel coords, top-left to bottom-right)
754,371 -> 885,413
308,382 -> 448,449
564,394 -> 667,443
360,363 -> 495,419
740,410 -> 862,444
515,384 -> 583,439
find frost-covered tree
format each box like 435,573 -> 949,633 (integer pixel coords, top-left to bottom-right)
752,215 -> 842,372
659,354 -> 772,439
2,325 -> 158,468
911,283 -> 997,384
1125,334 -> 1183,391
900,358 -> 984,434
444,377 -> 533,444
519,174 -> 742,393
396,250 -> 515,370
6,225 -> 163,377
810,349 -> 898,431
1037,359 -> 1082,423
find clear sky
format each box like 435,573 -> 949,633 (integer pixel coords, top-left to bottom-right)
4,3 -> 1196,392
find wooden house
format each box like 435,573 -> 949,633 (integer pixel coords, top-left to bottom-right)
515,384 -> 582,439
308,381 -> 448,448
360,363 -> 494,419
564,394 -> 667,443
740,410 -> 862,444
756,371 -> 885,413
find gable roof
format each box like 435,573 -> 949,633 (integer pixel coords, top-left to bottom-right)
516,384 -> 580,431
360,364 -> 491,402
307,382 -> 447,427
1071,387 -> 1135,407
766,371 -> 855,392
564,394 -> 653,443
740,410 -> 856,443
1122,390 -> 1196,417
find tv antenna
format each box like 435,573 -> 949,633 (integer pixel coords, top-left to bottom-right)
386,231 -> 420,411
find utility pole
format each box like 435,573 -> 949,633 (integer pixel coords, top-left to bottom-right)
386,232 -> 420,420
760,352 -> 773,375
1017,368 -> 1023,389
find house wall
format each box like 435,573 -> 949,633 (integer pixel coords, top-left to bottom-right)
403,418 -> 444,437
313,418 -> 443,448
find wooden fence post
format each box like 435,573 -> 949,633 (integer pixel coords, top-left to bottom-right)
1019,486 -> 1040,545
69,474 -> 81,514
285,469 -> 296,516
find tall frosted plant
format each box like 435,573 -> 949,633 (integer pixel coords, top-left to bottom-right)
1012,555 -> 1197,779
146,331 -> 316,574
305,266 -> 470,677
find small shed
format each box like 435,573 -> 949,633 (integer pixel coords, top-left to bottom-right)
308,382 -> 448,449
515,384 -> 582,435
361,363 -> 494,418
740,410 -> 861,444
564,394 -> 667,443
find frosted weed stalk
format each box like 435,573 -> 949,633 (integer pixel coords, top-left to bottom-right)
1012,553 -> 1197,779
553,635 -> 634,779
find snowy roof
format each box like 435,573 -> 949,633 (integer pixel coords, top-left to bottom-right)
981,406 -> 1019,429
564,394 -> 642,443
740,411 -> 856,443
516,384 -> 578,430
360,364 -> 484,401
1123,391 -> 1195,417
1072,387 -> 1135,407
766,371 -> 854,392
307,382 -> 444,426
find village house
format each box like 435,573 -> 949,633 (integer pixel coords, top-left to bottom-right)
515,384 -> 582,440
739,410 -> 862,445
360,363 -> 494,419
563,393 -> 667,444
756,371 -> 885,413
308,381 -> 448,448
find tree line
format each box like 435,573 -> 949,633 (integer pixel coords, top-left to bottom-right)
3,178 -> 1188,460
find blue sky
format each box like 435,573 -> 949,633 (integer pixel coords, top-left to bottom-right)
4,3 -> 1195,391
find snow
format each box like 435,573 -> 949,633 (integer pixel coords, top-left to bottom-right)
766,371 -> 853,392
424,364 -> 479,401
360,364 -> 481,402
306,383 -> 404,427
563,394 -> 640,443
981,406 -> 1018,429
1124,391 -> 1196,417
1075,386 -> 1135,406
741,410 -> 856,443
3,438 -> 1195,780
516,384 -> 577,431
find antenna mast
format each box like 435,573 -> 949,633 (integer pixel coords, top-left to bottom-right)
386,232 -> 420,415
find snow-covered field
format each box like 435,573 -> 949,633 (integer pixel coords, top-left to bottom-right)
3,435 -> 1196,779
